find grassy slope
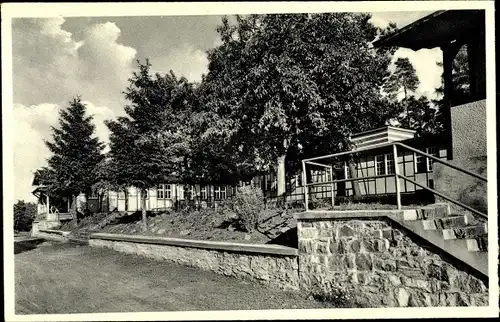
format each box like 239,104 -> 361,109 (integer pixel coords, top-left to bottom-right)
15,241 -> 332,314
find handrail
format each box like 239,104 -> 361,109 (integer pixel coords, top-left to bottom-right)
302,141 -> 486,183
301,141 -> 488,218
305,173 -> 394,186
399,175 -> 487,219
394,142 -> 487,182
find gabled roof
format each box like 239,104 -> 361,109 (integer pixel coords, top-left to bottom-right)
373,10 -> 485,50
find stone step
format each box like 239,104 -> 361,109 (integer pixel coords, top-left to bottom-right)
441,223 -> 488,240
421,215 -> 468,230
448,237 -> 489,252
403,204 -> 450,220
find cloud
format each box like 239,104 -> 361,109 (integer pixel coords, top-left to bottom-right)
12,17 -> 137,202
150,44 -> 209,82
369,12 -> 443,100
393,47 -> 443,99
13,101 -> 115,202
13,17 -> 137,113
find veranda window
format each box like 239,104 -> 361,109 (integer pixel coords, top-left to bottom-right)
386,153 -> 395,175
375,155 -> 385,175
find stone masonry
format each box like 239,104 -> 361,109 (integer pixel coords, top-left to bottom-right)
89,238 -> 299,291
297,217 -> 489,307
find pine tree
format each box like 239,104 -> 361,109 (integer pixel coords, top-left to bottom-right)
38,96 -> 105,226
384,57 -> 419,101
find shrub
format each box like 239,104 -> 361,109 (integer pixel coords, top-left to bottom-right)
14,200 -> 37,232
308,196 -> 332,210
308,282 -> 361,308
224,185 -> 265,232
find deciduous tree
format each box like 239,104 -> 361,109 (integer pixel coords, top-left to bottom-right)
200,13 -> 399,198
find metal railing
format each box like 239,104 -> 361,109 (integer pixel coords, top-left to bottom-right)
301,141 -> 488,220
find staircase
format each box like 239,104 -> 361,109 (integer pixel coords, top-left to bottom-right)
390,203 -> 488,277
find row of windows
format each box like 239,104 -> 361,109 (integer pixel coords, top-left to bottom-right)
349,146 -> 439,177
114,147 -> 440,199
118,185 -> 228,200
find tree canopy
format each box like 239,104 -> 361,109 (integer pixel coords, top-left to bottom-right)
197,13 -> 400,195
105,59 -> 195,192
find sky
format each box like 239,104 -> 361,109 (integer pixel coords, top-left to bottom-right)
12,11 -> 443,202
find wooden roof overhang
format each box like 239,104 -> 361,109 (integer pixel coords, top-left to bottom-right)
373,10 -> 485,50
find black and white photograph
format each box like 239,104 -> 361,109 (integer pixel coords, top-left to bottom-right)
2,1 -> 497,320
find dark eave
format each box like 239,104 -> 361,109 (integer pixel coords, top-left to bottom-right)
373,10 -> 485,50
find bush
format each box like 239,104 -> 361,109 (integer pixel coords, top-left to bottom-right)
14,200 -> 37,232
224,185 -> 265,232
308,282 -> 361,308
308,196 -> 331,210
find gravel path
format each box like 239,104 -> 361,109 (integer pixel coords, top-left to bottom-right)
15,240 -> 331,314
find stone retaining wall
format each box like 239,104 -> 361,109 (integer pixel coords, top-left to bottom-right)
89,209 -> 489,308
89,234 -> 299,291
296,213 -> 489,307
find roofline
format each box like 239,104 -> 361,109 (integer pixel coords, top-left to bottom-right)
351,126 -> 416,138
373,10 -> 447,47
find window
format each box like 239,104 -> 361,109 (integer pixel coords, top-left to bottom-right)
265,175 -> 273,191
200,186 -> 207,200
158,184 -> 171,199
344,161 -> 351,179
118,191 -> 126,199
386,153 -> 395,175
414,147 -> 437,173
415,150 -> 427,173
183,185 -> 194,200
165,185 -> 171,199
427,146 -> 437,171
296,174 -> 302,187
214,186 -> 227,200
157,185 -> 164,199
375,155 -> 385,176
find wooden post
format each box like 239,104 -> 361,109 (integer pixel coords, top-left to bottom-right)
393,144 -> 401,210
302,160 -> 309,211
329,165 -> 335,208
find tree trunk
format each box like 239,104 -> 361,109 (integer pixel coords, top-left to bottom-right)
348,157 -> 362,198
276,138 -> 289,206
276,154 -> 287,196
70,194 -> 78,228
124,189 -> 129,211
141,189 -> 147,232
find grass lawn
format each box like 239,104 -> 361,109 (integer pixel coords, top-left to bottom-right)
15,240 -> 333,314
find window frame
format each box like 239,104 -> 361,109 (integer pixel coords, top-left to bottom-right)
385,153 -> 395,175
214,185 -> 227,200
164,184 -> 172,199
375,154 -> 385,176
426,146 -> 437,171
200,186 -> 207,200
